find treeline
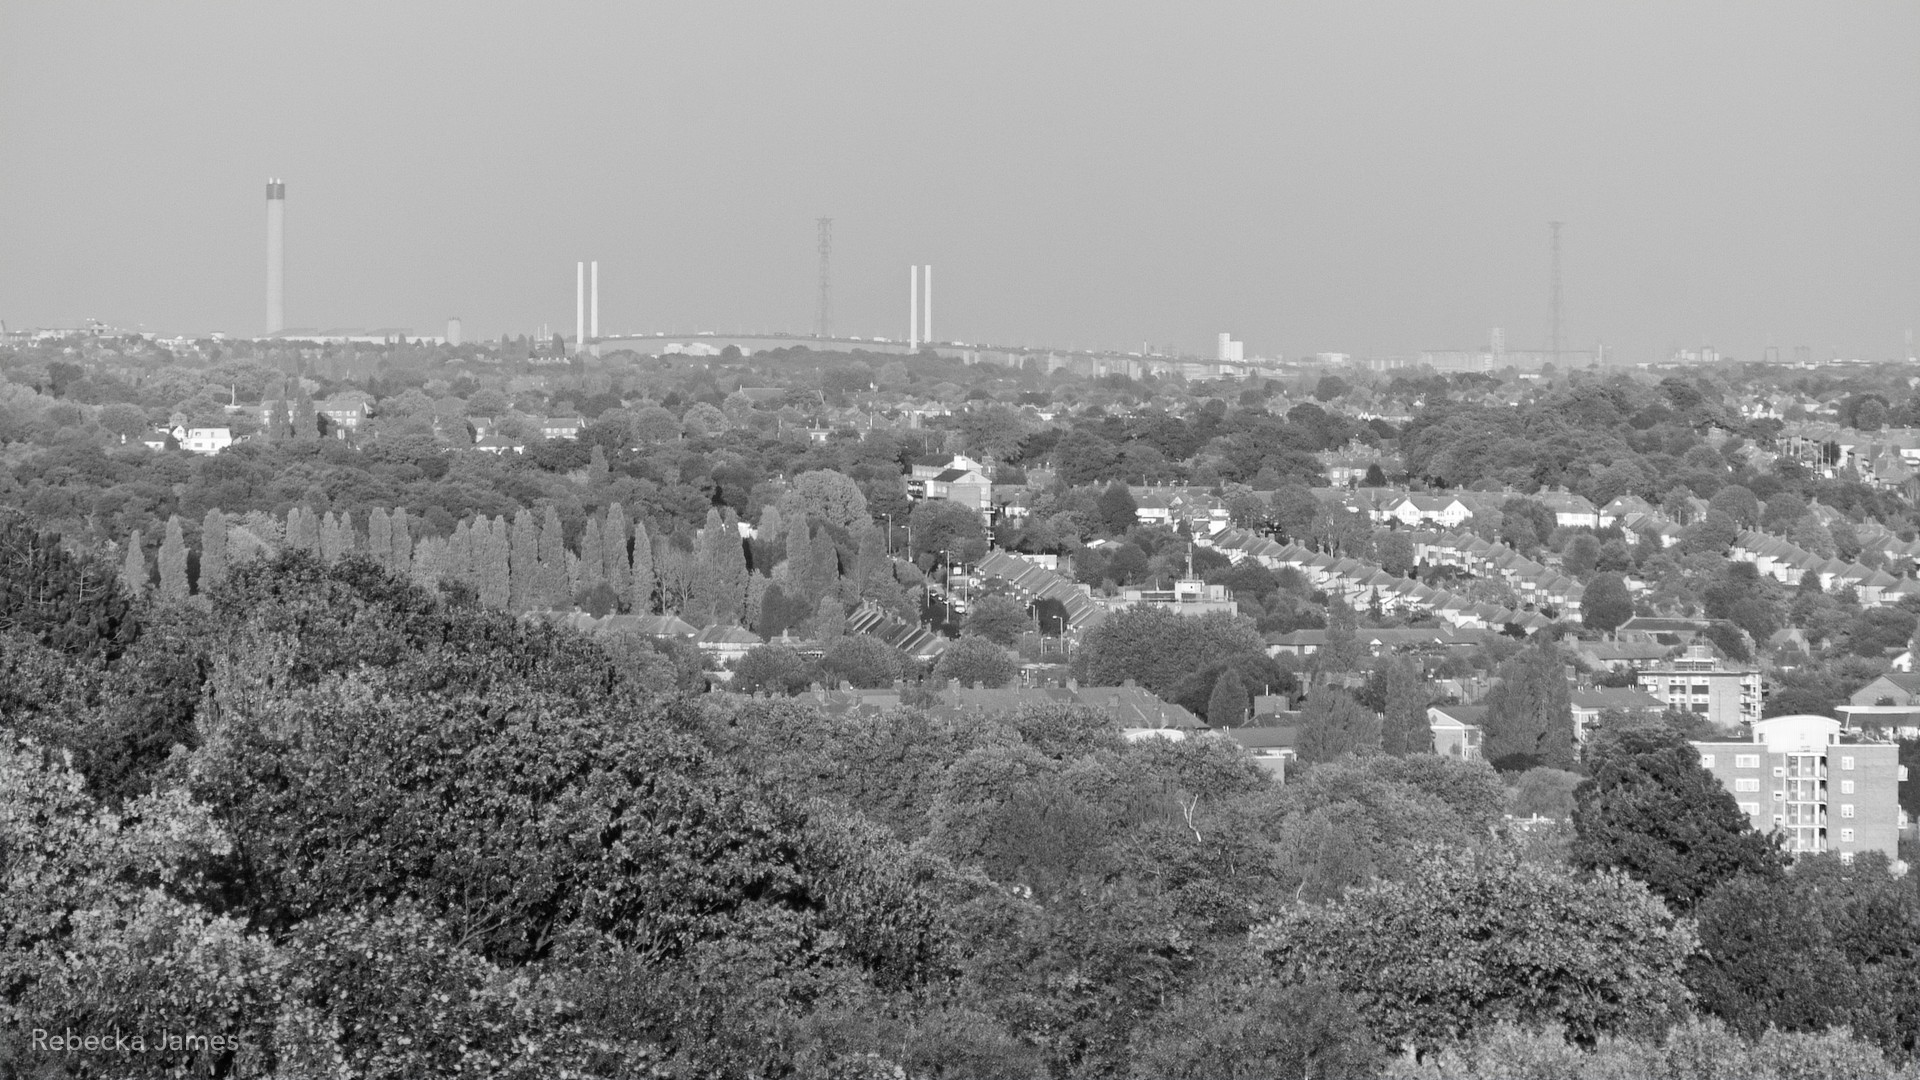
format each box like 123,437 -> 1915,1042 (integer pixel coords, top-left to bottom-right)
5,518 -> 1920,1077
111,486 -> 924,641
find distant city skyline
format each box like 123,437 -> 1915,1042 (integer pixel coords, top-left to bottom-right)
2,3 -> 1915,362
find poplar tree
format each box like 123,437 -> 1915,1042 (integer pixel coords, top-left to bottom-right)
120,529 -> 147,597
409,535 -> 445,589
715,510 -> 749,624
446,518 -> 473,589
302,507 -> 323,555
629,519 -> 655,614
603,502 -> 631,600
157,515 -> 189,600
538,504 -> 569,609
1207,667 -> 1250,726
784,524 -> 814,600
293,387 -> 318,441
479,516 -> 511,610
803,525 -> 840,607
319,511 -> 349,562
1483,639 -> 1576,771
390,509 -> 412,577
1380,655 -> 1433,756
199,508 -> 229,592
510,509 -> 538,611
758,504 -> 785,549
367,507 -> 392,570
579,518 -> 607,596
854,524 -> 890,600
691,508 -> 743,625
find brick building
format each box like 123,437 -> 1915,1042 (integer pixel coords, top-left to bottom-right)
1693,714 -> 1904,862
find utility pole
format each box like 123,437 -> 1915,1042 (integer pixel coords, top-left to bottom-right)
1549,221 -> 1563,369
815,218 -> 833,338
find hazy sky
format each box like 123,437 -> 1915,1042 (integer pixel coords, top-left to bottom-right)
3,2 -> 1916,361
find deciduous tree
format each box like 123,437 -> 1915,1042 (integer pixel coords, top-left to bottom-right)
1570,725 -> 1784,910
1256,848 -> 1694,1052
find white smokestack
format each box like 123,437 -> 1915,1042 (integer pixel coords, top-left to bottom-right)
923,265 -> 932,345
265,179 -> 285,334
590,260 -> 599,340
909,265 -> 919,351
575,262 -> 585,351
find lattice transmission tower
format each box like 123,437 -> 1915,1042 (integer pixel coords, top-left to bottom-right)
1549,220 -> 1563,368
815,218 -> 833,338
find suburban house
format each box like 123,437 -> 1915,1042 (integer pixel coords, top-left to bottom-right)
924,467 -> 992,511
473,434 -> 525,455
1219,725 -> 1298,778
1384,494 -> 1472,529
151,426 -> 233,456
1569,687 -> 1667,741
908,454 -> 992,513
1425,703 -> 1485,760
315,396 -> 369,434
1540,491 -> 1601,529
534,416 -> 586,441
1107,577 -> 1238,617
1837,672 -> 1920,738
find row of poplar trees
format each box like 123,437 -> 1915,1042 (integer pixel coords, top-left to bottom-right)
120,498 -> 912,632
116,504 -> 736,622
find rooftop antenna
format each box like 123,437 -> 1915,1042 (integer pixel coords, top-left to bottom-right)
815,218 -> 833,338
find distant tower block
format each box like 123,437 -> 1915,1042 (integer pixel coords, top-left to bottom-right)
575,262 -> 585,351
590,260 -> 600,339
922,264 -> 932,344
447,318 -> 463,346
815,218 -> 833,338
909,265 -> 919,350
265,179 -> 286,334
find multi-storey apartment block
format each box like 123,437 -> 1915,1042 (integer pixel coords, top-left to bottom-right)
1637,642 -> 1762,730
1693,714 -> 1904,862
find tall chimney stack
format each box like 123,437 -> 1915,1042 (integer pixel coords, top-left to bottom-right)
590,260 -> 599,340
923,264 -> 932,345
575,262 -> 585,352
909,265 -> 919,351
265,179 -> 285,334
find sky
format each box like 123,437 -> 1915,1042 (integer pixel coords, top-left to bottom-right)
2,2 -> 1916,362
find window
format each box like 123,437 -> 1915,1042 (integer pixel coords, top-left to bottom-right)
1735,778 -> 1761,792
1772,766 -> 1786,777
1842,756 -> 1856,770
1773,791 -> 1786,800
1842,780 -> 1855,795
1735,754 -> 1760,769
1842,804 -> 1855,819
1773,814 -> 1786,824
1841,828 -> 1855,842
1700,754 -> 1716,768
1693,703 -> 1710,713
1740,802 -> 1761,815
1842,851 -> 1855,865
